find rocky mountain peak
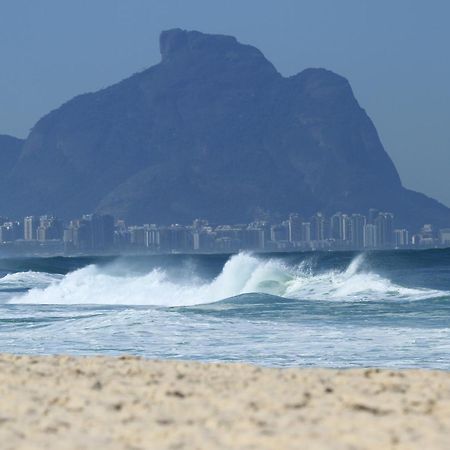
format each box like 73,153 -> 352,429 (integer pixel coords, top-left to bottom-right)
159,29 -> 237,60
158,29 -> 277,77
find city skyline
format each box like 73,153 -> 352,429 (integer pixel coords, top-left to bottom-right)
1,208 -> 449,256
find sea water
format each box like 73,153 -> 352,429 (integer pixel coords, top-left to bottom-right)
0,249 -> 449,369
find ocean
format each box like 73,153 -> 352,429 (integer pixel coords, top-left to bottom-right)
0,249 -> 449,369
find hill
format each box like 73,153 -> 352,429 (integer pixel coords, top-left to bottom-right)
1,29 -> 448,229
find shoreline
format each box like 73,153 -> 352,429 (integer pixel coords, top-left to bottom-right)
0,355 -> 449,449
1,247 -> 450,258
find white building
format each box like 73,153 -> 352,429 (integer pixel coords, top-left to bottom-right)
440,228 -> 450,246
24,216 -> 36,241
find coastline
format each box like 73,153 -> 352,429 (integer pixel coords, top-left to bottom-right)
0,355 -> 449,449
1,246 -> 450,259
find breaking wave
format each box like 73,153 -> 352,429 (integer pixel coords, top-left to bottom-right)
6,253 -> 447,306
0,271 -> 63,291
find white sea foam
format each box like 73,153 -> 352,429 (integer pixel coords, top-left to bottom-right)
0,271 -> 63,290
8,253 -> 447,305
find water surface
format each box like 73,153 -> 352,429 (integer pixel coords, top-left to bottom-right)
1,249 -> 449,369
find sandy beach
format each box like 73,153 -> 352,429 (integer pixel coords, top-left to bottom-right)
0,355 -> 449,449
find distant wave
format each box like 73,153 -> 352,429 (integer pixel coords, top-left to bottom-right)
0,271 -> 63,290
7,253 -> 448,306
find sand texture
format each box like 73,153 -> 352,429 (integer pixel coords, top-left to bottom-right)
0,355 -> 449,449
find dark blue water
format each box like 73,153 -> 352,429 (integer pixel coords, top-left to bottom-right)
0,249 -> 449,368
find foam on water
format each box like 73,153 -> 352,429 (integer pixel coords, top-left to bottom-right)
7,253 -> 447,305
0,271 -> 63,290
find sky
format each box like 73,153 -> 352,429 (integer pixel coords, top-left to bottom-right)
0,0 -> 449,206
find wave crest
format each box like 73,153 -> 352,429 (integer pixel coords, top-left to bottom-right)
8,253 -> 446,305
0,271 -> 63,290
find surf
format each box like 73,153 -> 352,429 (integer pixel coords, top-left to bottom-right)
5,252 -> 447,306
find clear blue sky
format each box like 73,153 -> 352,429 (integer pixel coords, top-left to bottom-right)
1,0 -> 449,206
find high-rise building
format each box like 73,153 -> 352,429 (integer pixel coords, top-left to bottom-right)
145,225 -> 161,250
129,226 -> 147,247
364,224 -> 377,248
75,220 -> 92,251
394,229 -> 409,247
311,212 -> 326,241
288,214 -> 302,243
64,214 -> 114,251
350,214 -> 366,248
374,212 -> 394,247
36,216 -> 63,242
169,225 -> 192,252
301,222 -> 311,243
0,222 -> 19,243
417,224 -> 434,247
331,212 -> 350,242
36,226 -> 46,242
83,214 -> 114,250
24,216 -> 37,241
343,215 -> 351,242
439,229 -> 450,246
63,227 -> 75,247
330,213 -> 342,241
420,224 -> 434,239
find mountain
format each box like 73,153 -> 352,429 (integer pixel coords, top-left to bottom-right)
1,29 -> 449,229
0,135 -> 22,178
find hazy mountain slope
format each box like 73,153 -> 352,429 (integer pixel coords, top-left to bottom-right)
0,135 -> 22,179
1,29 -> 448,229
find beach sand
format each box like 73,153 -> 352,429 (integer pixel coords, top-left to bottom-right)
0,355 -> 449,449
